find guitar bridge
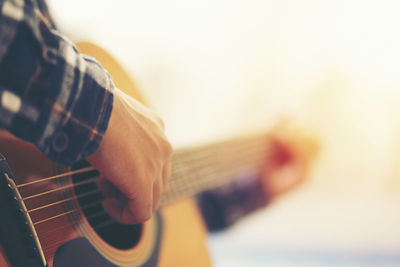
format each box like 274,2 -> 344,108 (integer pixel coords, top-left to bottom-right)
0,153 -> 48,267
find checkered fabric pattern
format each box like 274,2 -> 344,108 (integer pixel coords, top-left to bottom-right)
0,0 -> 114,166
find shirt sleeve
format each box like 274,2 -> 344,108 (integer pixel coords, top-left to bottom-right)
197,175 -> 269,232
0,0 -> 114,166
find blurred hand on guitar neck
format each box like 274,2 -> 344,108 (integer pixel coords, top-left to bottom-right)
260,120 -> 319,199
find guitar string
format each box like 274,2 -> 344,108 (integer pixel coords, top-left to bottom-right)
32,198 -> 104,226
163,144 -> 269,203
16,166 -> 96,188
39,157 -> 264,255
32,154 -> 262,254
44,169 -> 261,229
169,139 -> 268,188
39,153 -> 263,254
30,165 -> 250,227
28,159 -> 240,223
17,151 -> 214,201
40,168 -> 241,253
22,176 -> 99,201
27,158 -> 232,225
0,132 -> 269,258
42,220 -> 116,255
171,135 -> 268,170
20,139 -> 269,215
20,152 -> 239,202
38,158 -> 260,254
28,188 -> 118,255
27,188 -> 101,213
38,209 -> 109,239
17,135 -> 269,227
16,132 -> 268,189
39,151 -> 261,254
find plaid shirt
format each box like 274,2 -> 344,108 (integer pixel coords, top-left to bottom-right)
0,0 -> 114,166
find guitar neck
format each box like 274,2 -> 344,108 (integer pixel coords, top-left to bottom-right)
160,132 -> 270,206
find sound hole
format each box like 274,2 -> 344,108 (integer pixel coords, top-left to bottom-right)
71,161 -> 142,250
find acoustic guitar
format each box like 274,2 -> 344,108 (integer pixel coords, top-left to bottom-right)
0,42 -> 317,267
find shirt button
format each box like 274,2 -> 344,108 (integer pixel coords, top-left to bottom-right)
52,131 -> 69,152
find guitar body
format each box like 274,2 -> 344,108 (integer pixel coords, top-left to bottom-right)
76,42 -> 211,267
0,42 -> 211,267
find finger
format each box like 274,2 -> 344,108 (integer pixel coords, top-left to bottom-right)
95,166 -> 154,224
162,161 -> 171,188
154,114 -> 165,130
152,181 -> 162,211
126,178 -> 154,220
102,195 -> 153,224
97,178 -> 120,199
102,198 -> 137,224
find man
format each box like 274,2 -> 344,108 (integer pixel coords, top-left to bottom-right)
0,0 -> 172,224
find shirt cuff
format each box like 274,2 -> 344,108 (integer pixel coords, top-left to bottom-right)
41,57 -> 115,166
0,0 -> 114,166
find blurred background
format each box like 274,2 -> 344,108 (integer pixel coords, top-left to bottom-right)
48,0 -> 400,265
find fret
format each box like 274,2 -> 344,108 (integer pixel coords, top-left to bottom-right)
161,132 -> 271,206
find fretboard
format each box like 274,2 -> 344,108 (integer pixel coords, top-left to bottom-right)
160,132 -> 270,206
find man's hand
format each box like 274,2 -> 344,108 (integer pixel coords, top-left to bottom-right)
87,88 -> 172,224
260,120 -> 319,199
